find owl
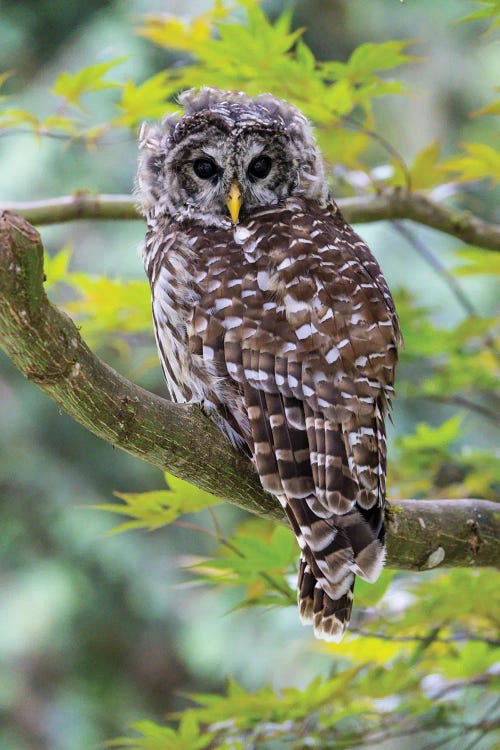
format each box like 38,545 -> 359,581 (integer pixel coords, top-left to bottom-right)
136,87 -> 401,642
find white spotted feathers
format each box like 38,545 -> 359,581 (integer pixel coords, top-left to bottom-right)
137,89 -> 401,642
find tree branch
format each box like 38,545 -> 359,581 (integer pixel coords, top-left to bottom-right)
1,188 -> 499,251
1,211 -> 498,571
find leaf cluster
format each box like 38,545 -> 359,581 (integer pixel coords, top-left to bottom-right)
1,0 -> 497,188
110,630 -> 499,748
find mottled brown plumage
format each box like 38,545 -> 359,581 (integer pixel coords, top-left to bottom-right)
137,88 -> 401,642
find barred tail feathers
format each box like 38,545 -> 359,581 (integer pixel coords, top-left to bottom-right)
286,499 -> 385,642
297,555 -> 354,642
243,383 -> 386,642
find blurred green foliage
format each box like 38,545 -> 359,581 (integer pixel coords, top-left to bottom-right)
0,1 -> 499,749
95,473 -> 221,533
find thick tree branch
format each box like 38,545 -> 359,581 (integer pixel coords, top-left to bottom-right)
1,188 -> 499,251
0,211 -> 498,571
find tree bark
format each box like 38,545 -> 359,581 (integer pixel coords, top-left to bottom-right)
2,188 -> 499,251
0,211 -> 498,571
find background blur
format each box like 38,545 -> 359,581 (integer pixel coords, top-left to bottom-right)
0,1 -> 498,749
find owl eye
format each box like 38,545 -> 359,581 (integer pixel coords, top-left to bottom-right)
248,155 -> 272,180
192,157 -> 219,180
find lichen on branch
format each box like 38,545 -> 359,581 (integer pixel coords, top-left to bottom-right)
0,211 -> 498,571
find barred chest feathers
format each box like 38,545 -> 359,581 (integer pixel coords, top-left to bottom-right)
143,226 -> 199,404
142,218 -> 252,447
137,88 -> 400,643
142,198 -> 399,456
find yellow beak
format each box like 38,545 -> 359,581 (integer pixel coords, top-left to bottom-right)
225,180 -> 242,224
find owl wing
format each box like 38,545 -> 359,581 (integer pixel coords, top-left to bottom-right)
187,199 -> 400,641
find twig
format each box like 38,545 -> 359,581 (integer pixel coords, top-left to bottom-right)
342,114 -> 413,191
457,697 -> 500,750
419,728 -> 469,750
0,193 -> 138,224
430,395 -> 500,426
0,127 -> 133,145
349,628 -> 500,647
391,219 -> 477,316
432,674 -> 496,701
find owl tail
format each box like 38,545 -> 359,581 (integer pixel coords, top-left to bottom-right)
285,500 -> 386,643
243,387 -> 386,641
297,555 -> 354,642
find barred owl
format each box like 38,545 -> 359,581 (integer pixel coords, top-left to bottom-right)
136,87 -> 401,642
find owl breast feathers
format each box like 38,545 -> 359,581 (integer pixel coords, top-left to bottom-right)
137,87 -> 401,642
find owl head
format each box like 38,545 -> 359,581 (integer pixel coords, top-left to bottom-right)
136,87 -> 327,228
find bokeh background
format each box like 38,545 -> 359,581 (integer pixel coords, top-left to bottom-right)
0,1 -> 498,749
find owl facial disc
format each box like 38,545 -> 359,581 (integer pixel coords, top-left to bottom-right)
136,87 -> 328,228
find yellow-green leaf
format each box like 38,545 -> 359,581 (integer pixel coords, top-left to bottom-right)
92,473 -> 220,533
63,274 -> 151,343
43,246 -> 73,290
355,570 -> 395,607
138,14 -> 213,54
457,0 -> 500,34
51,59 -> 124,107
346,40 -> 417,78
453,245 -> 500,276
440,142 -> 500,185
472,94 -> 500,117
409,140 -> 442,190
115,73 -> 179,127
0,107 -> 40,129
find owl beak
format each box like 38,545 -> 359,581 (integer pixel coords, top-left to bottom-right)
225,180 -> 242,224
